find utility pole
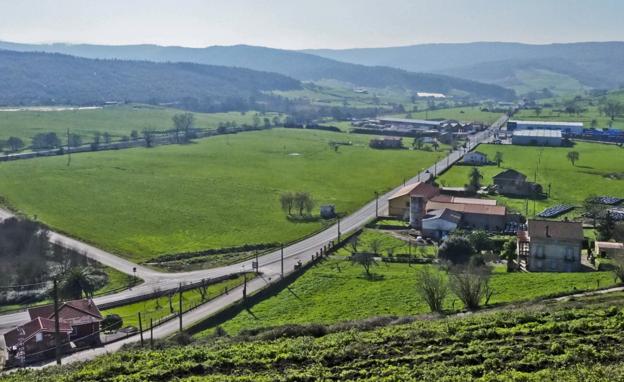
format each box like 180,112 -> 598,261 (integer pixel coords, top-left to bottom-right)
150,318 -> 154,348
254,251 -> 259,273
138,312 -> 144,347
66,128 -> 71,167
280,244 -> 284,279
243,274 -> 247,300
178,283 -> 183,332
337,217 -> 341,242
374,191 -> 379,218
53,279 -> 61,365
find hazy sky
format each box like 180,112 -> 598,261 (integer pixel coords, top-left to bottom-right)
0,0 -> 622,49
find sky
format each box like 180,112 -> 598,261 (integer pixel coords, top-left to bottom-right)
0,0 -> 622,50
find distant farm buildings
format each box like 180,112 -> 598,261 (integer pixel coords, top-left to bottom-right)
387,182 -> 508,238
369,137 -> 403,149
492,169 -> 543,197
512,129 -> 563,146
507,120 -> 584,135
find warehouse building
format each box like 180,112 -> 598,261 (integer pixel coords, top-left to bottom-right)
507,120 -> 583,135
512,129 -> 562,146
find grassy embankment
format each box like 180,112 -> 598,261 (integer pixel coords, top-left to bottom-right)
0,128 -> 445,263
5,291 -> 624,381
438,142 -> 624,216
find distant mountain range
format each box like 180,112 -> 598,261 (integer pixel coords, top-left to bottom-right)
0,41 -> 515,100
304,42 -> 624,95
0,49 -> 300,107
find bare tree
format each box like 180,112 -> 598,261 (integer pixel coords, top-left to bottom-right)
351,252 -> 378,279
567,151 -> 580,166
494,151 -> 503,167
294,192 -> 313,216
280,192 -> 295,215
368,237 -> 384,255
449,265 -> 493,310
143,129 -> 156,148
415,266 -> 448,313
172,113 -> 195,143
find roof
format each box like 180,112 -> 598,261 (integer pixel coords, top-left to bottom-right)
509,120 -> 583,127
389,182 -> 439,201
513,129 -> 562,138
426,201 -> 507,216
527,220 -> 583,241
595,241 -> 624,250
493,169 -> 527,181
466,151 -> 487,157
430,194 -> 497,206
423,208 -> 462,224
4,317 -> 72,348
377,117 -> 443,126
28,299 -> 103,326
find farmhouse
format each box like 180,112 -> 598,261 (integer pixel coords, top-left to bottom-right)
507,120 -> 583,135
512,129 -> 563,146
463,151 -> 488,165
426,200 -> 507,232
493,169 -> 542,197
422,208 -> 462,240
388,182 -> 440,220
3,317 -> 73,365
28,298 -> 103,346
517,220 -> 584,272
594,241 -> 624,258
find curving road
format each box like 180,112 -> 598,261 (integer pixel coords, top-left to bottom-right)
0,116 -> 506,343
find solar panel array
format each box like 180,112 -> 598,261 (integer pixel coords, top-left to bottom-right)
594,196 -> 623,205
537,204 -> 574,218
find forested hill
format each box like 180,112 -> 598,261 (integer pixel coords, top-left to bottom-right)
0,49 -> 301,107
0,42 -> 515,100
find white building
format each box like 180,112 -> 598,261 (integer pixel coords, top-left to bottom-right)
512,129 -> 562,146
463,151 -> 488,165
507,120 -> 583,135
422,208 -> 462,240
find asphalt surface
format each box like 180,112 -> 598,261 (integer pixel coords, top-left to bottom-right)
0,116 -> 507,367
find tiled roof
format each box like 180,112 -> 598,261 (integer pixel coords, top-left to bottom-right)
389,182 -> 439,200
430,195 -> 497,206
4,317 -> 72,348
427,201 -> 507,216
527,220 -> 583,241
28,299 -> 103,326
493,169 -> 526,181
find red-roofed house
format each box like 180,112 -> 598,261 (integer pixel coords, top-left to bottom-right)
3,317 -> 72,365
388,182 -> 440,219
28,299 -> 103,346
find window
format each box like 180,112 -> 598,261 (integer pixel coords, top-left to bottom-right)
35,332 -> 43,342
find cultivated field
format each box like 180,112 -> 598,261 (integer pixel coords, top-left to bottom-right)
208,259 -> 615,335
438,142 -> 624,215
0,104 -> 280,145
387,106 -> 502,125
0,128 -> 445,262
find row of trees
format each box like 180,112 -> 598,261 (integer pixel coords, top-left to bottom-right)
280,192 -> 316,216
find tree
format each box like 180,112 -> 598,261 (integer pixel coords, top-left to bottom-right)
438,236 -> 475,264
415,266 -> 448,313
351,252 -> 378,279
612,256 -> 624,284
368,237 -> 384,255
494,151 -> 503,167
91,132 -> 101,151
602,100 -> 622,121
431,141 -> 440,151
280,192 -> 295,215
272,115 -> 281,127
103,132 -> 112,145
534,107 -> 542,117
143,128 -> 156,148
467,230 -> 492,253
597,211 -> 616,241
102,314 -> 123,332
263,118 -> 271,129
58,266 -> 104,300
468,167 -> 483,191
583,195 -> 605,227
591,119 -> 598,129
252,114 -> 261,128
449,265 -> 492,310
502,239 -> 517,272
32,132 -> 61,150
566,151 -> 580,166
67,133 -> 82,148
412,137 -> 424,150
172,112 -> 194,143
130,130 -> 139,140
6,136 -> 25,152
294,192 -> 313,216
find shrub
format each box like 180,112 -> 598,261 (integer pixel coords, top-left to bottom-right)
438,236 -> 475,264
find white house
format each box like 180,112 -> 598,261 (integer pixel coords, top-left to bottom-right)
463,151 -> 488,165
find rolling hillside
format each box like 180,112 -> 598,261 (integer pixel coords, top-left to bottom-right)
0,49 -> 300,107
305,42 -> 624,95
0,41 -> 515,100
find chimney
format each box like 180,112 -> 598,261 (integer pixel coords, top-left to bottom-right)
545,225 -> 550,237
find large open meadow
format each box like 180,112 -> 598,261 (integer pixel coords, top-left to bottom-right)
0,128 -> 445,262
387,106 -> 502,125
438,142 -> 624,215
0,105 -> 279,145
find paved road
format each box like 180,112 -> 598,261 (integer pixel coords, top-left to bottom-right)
0,116 -> 506,343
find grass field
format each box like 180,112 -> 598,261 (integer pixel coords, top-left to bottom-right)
0,128 -> 445,262
335,229 -> 437,258
0,104 -> 280,145
437,142 -> 624,215
101,274 -> 251,328
514,106 -> 624,130
207,259 -> 616,335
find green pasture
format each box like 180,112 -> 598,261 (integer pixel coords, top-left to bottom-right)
0,128 -> 444,262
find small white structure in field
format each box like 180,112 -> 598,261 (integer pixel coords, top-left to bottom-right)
463,151 -> 488,165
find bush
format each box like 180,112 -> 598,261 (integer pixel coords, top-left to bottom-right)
438,236 -> 475,264
102,314 -> 123,332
